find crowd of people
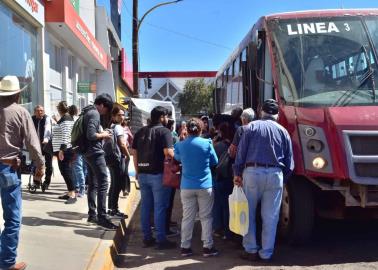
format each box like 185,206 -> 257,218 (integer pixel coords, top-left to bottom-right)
0,74 -> 294,269
33,95 -> 134,241
132,101 -> 294,262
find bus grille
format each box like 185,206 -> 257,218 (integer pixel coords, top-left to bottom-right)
343,131 -> 378,185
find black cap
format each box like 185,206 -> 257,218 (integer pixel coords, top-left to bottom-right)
262,99 -> 278,115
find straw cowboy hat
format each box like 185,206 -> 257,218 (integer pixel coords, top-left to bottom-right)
0,75 -> 27,96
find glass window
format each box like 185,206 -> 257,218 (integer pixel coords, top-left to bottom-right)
269,16 -> 378,107
234,56 -> 240,76
0,2 -> 39,113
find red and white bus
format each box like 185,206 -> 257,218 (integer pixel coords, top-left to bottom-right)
214,9 -> 378,243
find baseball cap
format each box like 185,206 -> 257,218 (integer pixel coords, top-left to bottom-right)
262,99 -> 278,115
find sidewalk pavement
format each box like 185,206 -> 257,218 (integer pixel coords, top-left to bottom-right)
0,158 -> 140,270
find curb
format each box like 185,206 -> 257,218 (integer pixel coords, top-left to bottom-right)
98,178 -> 140,270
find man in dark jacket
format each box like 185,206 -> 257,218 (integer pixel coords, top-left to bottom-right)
32,105 -> 53,189
82,93 -> 117,229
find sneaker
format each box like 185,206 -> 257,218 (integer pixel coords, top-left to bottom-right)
65,197 -> 77,204
142,238 -> 156,248
166,229 -> 179,238
155,240 -> 176,250
240,251 -> 258,261
77,192 -> 85,198
87,216 -> 98,224
108,210 -> 128,219
203,247 -> 219,257
181,247 -> 193,257
97,218 -> 118,230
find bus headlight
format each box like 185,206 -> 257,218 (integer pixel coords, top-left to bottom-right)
312,157 -> 327,169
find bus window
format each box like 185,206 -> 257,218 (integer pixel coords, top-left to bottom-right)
234,56 -> 240,77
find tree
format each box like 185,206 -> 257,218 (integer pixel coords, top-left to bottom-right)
178,79 -> 214,116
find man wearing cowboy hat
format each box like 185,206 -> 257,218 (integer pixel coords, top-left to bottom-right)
0,75 -> 44,270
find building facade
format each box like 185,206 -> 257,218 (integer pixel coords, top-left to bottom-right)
0,0 -> 45,112
0,0 -> 133,117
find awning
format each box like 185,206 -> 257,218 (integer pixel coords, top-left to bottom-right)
45,0 -> 108,70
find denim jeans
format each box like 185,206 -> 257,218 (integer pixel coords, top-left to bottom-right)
213,179 -> 233,238
84,153 -> 109,220
0,164 -> 22,269
72,154 -> 86,194
180,188 -> 214,249
242,166 -> 283,259
138,173 -> 170,243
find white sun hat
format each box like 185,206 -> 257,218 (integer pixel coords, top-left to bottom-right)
0,75 -> 27,96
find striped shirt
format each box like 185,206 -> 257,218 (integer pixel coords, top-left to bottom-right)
52,114 -> 74,152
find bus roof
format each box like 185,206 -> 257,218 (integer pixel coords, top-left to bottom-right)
265,9 -> 378,20
216,9 -> 378,78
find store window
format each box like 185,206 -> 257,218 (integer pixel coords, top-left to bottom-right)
0,2 -> 39,113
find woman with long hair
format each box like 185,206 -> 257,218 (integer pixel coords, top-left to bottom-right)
107,104 -> 130,218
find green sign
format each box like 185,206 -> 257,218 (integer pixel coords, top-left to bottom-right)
77,82 -> 90,93
70,0 -> 80,15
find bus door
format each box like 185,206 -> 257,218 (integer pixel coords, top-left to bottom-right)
256,30 -> 275,112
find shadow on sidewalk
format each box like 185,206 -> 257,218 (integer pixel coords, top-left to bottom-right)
113,190 -> 378,269
47,211 -> 87,221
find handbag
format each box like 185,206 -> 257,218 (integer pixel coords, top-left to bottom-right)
229,186 -> 249,236
163,158 -> 181,189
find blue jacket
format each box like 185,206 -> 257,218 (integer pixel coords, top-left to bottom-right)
174,136 -> 218,189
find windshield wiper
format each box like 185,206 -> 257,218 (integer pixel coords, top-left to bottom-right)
332,45 -> 376,106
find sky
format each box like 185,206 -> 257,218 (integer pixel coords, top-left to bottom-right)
98,0 -> 377,72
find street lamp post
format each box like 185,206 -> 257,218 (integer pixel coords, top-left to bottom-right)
132,0 -> 183,97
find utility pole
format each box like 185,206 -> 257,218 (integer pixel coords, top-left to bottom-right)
132,0 -> 139,97
131,0 -> 183,98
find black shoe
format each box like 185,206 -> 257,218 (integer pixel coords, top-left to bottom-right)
108,210 -> 128,219
181,247 -> 193,257
155,240 -> 176,250
65,197 -> 77,204
166,229 -> 180,238
240,251 -> 258,261
87,216 -> 98,224
203,247 -> 219,257
58,194 -> 70,200
42,182 -> 49,191
97,218 -> 118,230
142,238 -> 156,248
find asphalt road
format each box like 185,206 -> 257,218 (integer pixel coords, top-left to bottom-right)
116,191 -> 378,270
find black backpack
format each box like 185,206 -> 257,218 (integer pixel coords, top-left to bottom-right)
136,125 -> 162,173
71,105 -> 95,154
103,127 -> 122,166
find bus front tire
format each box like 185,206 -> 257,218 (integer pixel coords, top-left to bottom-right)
278,177 -> 315,245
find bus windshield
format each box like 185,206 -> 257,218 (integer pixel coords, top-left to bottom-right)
269,16 -> 378,107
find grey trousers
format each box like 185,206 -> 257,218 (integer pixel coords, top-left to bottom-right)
180,188 -> 214,249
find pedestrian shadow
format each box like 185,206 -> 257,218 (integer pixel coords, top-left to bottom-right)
113,190 -> 378,269
22,216 -> 93,230
47,211 -> 87,221
74,229 -> 114,240
21,192 -> 66,203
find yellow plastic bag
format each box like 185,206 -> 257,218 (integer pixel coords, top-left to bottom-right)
229,186 -> 249,236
